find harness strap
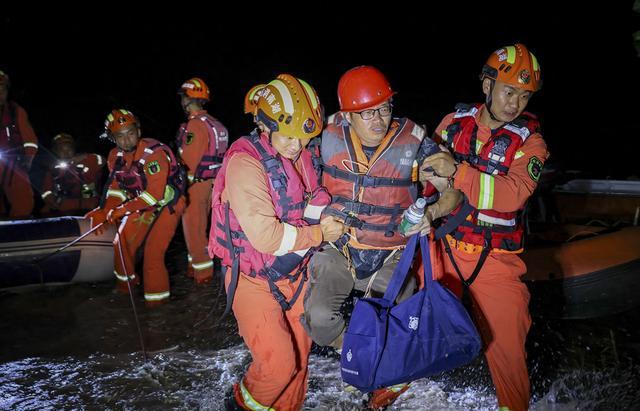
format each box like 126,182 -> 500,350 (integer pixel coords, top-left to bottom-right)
219,202 -> 241,321
323,165 -> 413,187
441,232 -> 491,309
324,207 -> 398,232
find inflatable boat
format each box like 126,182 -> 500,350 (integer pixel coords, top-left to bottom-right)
0,216 -> 116,289
523,179 -> 640,319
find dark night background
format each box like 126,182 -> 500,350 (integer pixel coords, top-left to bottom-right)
3,6 -> 639,187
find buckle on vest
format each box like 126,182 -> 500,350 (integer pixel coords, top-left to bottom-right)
344,201 -> 371,215
359,175 -> 376,187
343,214 -> 364,229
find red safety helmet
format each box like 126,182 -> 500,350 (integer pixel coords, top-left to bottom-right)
337,66 -> 395,112
480,43 -> 542,92
179,77 -> 210,101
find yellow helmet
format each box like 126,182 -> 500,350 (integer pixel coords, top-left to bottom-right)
244,74 -> 323,139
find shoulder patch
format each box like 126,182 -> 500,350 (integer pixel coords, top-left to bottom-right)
146,160 -> 161,175
527,156 -> 543,182
186,132 -> 194,145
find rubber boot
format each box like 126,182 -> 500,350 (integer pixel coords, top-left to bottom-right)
367,383 -> 410,410
224,383 -> 249,410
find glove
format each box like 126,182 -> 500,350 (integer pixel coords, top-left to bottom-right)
424,174 -> 451,193
426,188 -> 464,221
402,189 -> 464,238
85,207 -> 108,236
107,206 -> 129,224
422,151 -> 457,178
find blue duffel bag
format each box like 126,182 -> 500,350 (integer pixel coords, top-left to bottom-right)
340,234 -> 482,392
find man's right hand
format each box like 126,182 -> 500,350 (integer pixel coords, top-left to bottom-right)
320,216 -> 347,242
84,207 -> 109,236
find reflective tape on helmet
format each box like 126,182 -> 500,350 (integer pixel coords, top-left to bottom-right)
505,46 -> 517,64
270,79 -> 294,114
299,79 -> 319,110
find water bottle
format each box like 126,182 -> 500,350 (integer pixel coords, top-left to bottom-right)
399,197 -> 427,236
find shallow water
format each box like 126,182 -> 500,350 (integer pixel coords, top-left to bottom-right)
1,236 -> 639,410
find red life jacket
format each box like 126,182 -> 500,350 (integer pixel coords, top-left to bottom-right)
208,131 -> 329,309
104,138 -> 186,212
176,112 -> 229,181
321,113 -> 425,249
437,103 -> 541,251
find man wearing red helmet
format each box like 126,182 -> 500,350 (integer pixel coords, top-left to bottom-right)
86,109 -> 186,307
416,44 -> 549,411
302,65 -> 462,409
0,70 -> 39,219
175,77 -> 229,285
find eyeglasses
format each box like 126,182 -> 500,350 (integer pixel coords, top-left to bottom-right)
355,104 -> 393,120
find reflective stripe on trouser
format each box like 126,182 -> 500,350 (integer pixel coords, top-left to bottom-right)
1,164 -> 34,218
439,244 -> 531,411
303,247 -> 414,347
113,197 -> 185,302
113,270 -> 136,282
226,269 -> 312,411
239,380 -> 275,411
182,180 -> 214,281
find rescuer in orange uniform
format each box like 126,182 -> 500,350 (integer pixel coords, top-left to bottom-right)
41,133 -> 105,215
413,44 -> 549,411
86,109 -> 186,306
208,74 -> 346,410
175,77 -> 228,284
0,70 -> 39,219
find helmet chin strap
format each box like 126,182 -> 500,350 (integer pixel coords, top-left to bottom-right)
485,79 -> 503,124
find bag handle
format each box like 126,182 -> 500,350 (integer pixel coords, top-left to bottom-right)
381,234 -> 419,303
420,235 -> 434,286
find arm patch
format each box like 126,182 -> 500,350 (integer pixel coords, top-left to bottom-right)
146,160 -> 161,175
527,156 -> 543,182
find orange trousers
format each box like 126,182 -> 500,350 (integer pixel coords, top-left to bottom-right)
114,198 -> 185,303
226,270 -> 311,411
182,180 -> 214,283
439,242 -> 531,411
0,164 -> 33,218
